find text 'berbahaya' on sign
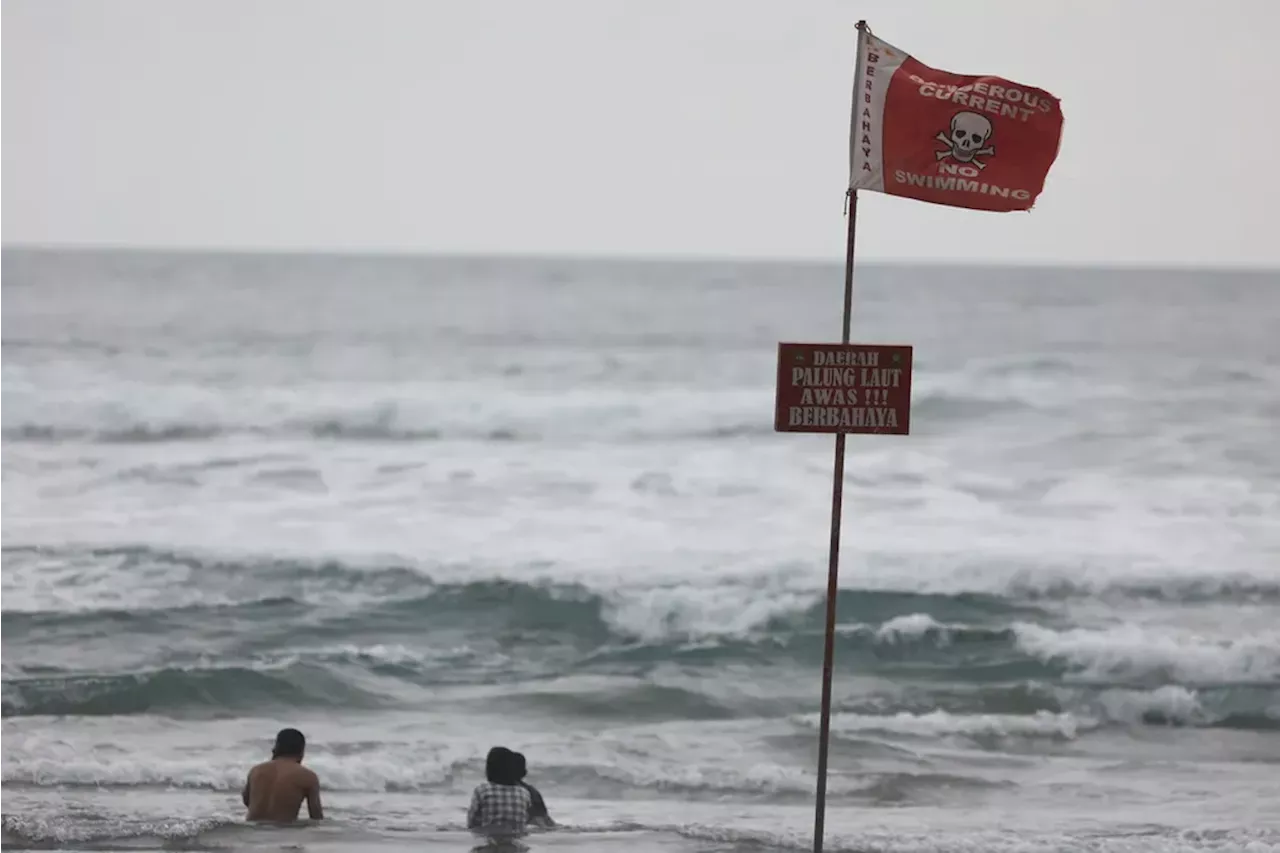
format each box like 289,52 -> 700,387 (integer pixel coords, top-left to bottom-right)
773,342 -> 913,435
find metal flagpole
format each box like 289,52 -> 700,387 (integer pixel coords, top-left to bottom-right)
810,188 -> 858,853
812,20 -> 866,853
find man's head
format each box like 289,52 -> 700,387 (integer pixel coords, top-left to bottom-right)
512,751 -> 528,781
271,728 -> 306,761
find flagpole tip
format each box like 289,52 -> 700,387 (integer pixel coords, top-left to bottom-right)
855,19 -> 867,30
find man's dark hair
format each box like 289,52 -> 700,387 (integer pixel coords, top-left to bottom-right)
485,746 -> 518,785
272,728 -> 306,759
512,751 -> 528,781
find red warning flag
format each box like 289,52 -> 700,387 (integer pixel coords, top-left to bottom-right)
850,28 -> 1065,212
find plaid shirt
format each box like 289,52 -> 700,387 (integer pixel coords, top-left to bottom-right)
466,782 -> 531,832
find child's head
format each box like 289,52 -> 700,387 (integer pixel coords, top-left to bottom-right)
484,746 -> 519,785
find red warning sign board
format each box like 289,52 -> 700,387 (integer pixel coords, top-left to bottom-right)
774,342 -> 913,435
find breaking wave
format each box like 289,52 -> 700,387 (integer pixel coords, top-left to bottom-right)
4,574 -> 1277,723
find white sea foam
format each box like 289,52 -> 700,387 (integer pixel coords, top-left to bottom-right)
802,709 -> 1092,740
0,717 -> 855,797
1013,622 -> 1280,686
1093,685 -> 1208,726
873,613 -> 953,643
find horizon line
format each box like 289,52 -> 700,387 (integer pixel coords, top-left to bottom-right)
3,241 -> 1278,275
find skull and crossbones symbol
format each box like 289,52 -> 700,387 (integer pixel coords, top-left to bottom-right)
936,111 -> 995,169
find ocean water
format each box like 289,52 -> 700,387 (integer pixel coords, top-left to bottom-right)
2,248 -> 1279,853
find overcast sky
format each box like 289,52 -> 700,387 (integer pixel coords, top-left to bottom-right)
4,0 -> 1278,266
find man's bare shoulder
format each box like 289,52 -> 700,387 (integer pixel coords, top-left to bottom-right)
294,764 -> 320,786
246,760 -> 275,778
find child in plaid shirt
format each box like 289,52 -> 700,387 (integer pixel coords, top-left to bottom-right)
467,746 -> 532,834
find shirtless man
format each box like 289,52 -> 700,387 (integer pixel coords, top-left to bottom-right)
241,728 -> 324,822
